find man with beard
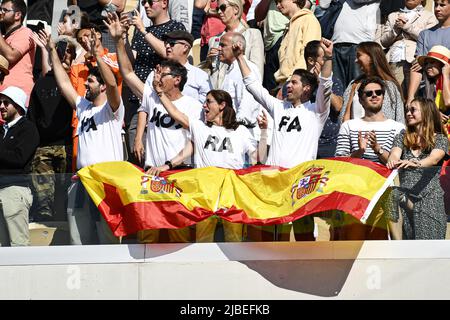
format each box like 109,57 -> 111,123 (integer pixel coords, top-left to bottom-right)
69,23 -> 123,172
233,37 -> 333,241
0,86 -> 39,246
47,32 -> 125,245
336,76 -> 405,165
0,0 -> 35,104
335,76 -> 405,240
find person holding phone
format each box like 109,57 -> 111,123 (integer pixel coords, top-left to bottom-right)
27,33 -> 76,223
0,0 -> 36,110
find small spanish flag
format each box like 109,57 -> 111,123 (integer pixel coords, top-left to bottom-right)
77,158 -> 396,237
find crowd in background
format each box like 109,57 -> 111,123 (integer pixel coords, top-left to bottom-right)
0,0 -> 449,246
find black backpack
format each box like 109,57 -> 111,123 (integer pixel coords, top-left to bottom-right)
318,0 -> 345,40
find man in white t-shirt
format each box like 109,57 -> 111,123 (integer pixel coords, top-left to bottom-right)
211,32 -> 263,132
136,60 -> 203,244
107,14 -> 210,160
335,76 -> 405,240
49,33 -> 124,245
234,38 -> 334,241
135,60 -> 203,170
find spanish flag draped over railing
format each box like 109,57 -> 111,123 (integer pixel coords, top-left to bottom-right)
77,158 -> 397,237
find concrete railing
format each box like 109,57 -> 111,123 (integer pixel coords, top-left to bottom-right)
1,241 -> 450,299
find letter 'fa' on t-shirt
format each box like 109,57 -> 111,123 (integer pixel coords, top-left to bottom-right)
76,96 -> 125,169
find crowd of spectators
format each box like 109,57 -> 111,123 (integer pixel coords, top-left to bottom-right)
0,0 -> 449,246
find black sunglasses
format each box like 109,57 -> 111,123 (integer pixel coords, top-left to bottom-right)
164,39 -> 188,47
363,89 -> 384,98
218,4 -> 229,12
141,0 -> 161,6
0,99 -> 13,107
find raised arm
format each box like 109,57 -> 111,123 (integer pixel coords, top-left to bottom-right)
233,42 -> 277,116
91,30 -> 121,112
407,32 -> 425,104
44,31 -> 78,109
130,11 -> 167,58
104,12 -> 145,99
257,110 -> 269,164
153,70 -> 190,129
31,31 -> 51,76
315,38 -> 333,114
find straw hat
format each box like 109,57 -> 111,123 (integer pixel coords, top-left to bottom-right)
0,55 -> 9,75
417,45 -> 450,66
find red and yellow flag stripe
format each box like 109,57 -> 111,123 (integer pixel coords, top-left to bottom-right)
77,158 -> 395,236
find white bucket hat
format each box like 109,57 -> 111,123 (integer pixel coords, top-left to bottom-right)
0,86 -> 27,114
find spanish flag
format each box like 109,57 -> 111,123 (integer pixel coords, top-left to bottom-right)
77,158 -> 396,236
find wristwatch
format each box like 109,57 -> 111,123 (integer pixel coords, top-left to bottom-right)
165,160 -> 173,170
376,148 -> 384,156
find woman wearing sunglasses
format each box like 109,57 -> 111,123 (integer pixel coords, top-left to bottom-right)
150,69 -> 257,242
387,97 -> 448,239
206,0 -> 264,78
416,45 -> 450,123
340,41 -> 405,125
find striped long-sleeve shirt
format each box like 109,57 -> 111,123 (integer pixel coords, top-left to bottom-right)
335,118 -> 405,164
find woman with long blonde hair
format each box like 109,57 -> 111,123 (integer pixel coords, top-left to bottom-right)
387,97 -> 448,239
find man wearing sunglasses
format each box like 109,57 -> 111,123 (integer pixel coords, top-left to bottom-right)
145,30 -> 211,104
334,76 -> 404,240
211,32 -> 262,133
335,76 -> 405,165
0,86 -> 39,246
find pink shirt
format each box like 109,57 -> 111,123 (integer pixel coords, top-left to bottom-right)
0,26 -> 36,103
200,0 -> 252,47
200,0 -> 225,46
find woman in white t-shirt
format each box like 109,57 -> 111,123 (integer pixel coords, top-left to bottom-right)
151,73 -> 257,242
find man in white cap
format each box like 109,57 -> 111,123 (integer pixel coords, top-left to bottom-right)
0,85 -> 39,246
